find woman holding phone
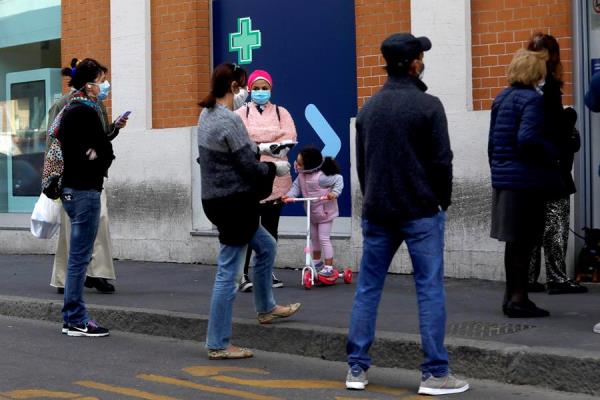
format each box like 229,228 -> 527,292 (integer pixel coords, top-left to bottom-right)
50,58 -> 127,296
58,58 -> 116,336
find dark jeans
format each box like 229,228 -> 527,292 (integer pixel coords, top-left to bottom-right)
347,213 -> 449,376
61,188 -> 101,325
244,201 -> 283,275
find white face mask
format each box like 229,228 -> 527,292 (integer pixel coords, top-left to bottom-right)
233,87 -> 248,110
535,78 -> 546,94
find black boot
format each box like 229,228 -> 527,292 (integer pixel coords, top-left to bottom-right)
505,299 -> 550,318
84,277 -> 115,293
547,280 -> 588,295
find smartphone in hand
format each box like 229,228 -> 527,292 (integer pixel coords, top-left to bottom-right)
116,111 -> 131,124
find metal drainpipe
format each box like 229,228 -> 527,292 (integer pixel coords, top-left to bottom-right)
573,0 -> 592,254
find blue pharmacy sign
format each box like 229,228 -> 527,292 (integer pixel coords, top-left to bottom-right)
592,58 -> 600,76
211,0 -> 357,217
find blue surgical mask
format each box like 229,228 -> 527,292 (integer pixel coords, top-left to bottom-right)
97,80 -> 111,101
251,89 -> 271,105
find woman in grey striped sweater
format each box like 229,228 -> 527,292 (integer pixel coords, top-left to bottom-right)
196,63 -> 301,360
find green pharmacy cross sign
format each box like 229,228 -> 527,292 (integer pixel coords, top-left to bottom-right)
229,17 -> 262,65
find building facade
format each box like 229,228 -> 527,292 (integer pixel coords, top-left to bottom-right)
0,0 -> 596,281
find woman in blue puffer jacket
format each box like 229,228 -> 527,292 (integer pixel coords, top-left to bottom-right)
488,49 -> 562,318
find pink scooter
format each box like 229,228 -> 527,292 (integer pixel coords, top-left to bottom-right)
283,196 -> 352,289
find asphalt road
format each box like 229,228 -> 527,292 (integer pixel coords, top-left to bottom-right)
0,316 -> 595,400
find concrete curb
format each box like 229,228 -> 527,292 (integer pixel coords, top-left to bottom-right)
1,295 -> 599,396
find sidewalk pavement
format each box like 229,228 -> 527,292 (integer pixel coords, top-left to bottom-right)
1,254 -> 600,396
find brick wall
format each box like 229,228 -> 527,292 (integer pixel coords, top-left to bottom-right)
151,0 -> 210,129
62,1 -> 573,122
355,0 -> 411,108
61,0 -> 112,113
471,0 -> 573,110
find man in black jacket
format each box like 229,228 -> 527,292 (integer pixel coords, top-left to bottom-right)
345,33 -> 469,396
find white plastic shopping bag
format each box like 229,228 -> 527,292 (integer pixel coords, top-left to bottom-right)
30,193 -> 61,239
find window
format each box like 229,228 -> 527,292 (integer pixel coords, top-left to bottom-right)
0,1 -> 61,213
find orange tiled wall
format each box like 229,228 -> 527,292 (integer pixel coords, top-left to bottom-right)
151,0 -> 210,129
61,0 -> 112,113
471,0 -> 573,110
355,0 -> 411,108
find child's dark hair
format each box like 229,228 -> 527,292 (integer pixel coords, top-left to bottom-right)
199,63 -> 248,108
300,146 -> 341,176
61,58 -> 108,90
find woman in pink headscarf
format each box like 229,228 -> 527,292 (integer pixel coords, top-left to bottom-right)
235,69 -> 297,292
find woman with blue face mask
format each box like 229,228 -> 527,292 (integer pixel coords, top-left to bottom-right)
234,69 -> 298,293
50,58 -> 117,337
49,58 -> 128,298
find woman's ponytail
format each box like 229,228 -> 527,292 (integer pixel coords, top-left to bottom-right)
61,58 -> 107,89
199,93 -> 217,108
60,58 -> 79,78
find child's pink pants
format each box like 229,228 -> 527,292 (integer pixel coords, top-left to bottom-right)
310,221 -> 334,260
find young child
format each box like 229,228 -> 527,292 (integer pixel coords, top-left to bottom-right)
282,147 -> 344,276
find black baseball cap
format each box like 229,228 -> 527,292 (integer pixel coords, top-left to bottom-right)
381,33 -> 432,68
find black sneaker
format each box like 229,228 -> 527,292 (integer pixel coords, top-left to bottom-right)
547,280 -> 588,295
272,273 -> 283,288
239,274 -> 253,292
61,323 -> 68,334
85,277 -> 115,294
67,320 -> 110,337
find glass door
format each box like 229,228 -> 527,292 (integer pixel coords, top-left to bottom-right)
5,68 -> 61,212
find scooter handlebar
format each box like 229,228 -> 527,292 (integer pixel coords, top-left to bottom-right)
283,196 -> 328,203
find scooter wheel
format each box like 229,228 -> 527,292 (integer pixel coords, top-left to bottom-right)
343,268 -> 352,284
303,270 -> 313,289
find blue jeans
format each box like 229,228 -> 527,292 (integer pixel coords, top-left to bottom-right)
61,188 -> 101,325
347,212 -> 449,377
206,225 -> 277,350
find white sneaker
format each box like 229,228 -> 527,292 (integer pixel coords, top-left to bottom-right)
593,322 -> 600,334
345,365 -> 368,390
418,373 -> 469,396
